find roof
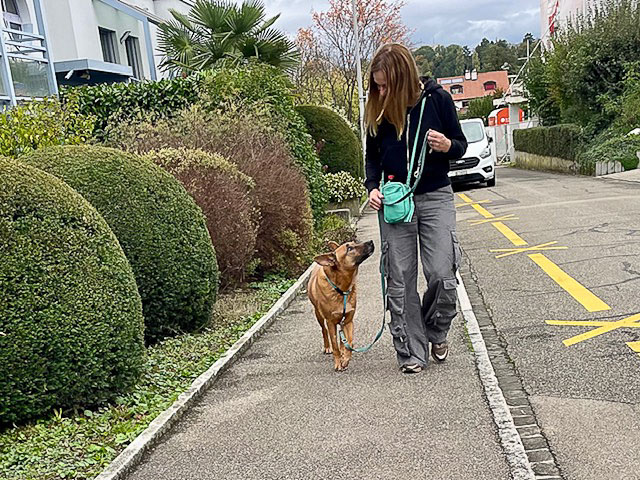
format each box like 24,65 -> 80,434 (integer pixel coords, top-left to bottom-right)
437,70 -> 510,102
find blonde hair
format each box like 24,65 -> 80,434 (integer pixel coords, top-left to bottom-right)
364,43 -> 422,139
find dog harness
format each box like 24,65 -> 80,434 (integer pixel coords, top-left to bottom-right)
324,270 -> 385,353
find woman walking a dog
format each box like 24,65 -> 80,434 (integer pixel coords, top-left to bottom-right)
364,43 -> 468,374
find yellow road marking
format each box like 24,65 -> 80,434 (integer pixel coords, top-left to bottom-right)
489,241 -> 567,258
546,313 -> 639,346
547,320 -> 640,328
627,341 -> 640,354
492,222 -> 528,246
530,253 -> 611,313
456,193 -> 493,217
469,214 -> 519,225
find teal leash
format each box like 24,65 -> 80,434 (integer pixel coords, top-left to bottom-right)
324,269 -> 386,353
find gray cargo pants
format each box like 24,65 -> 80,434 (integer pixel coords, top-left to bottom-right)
379,185 -> 461,368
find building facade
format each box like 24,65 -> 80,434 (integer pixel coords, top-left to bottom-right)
0,0 -> 57,106
437,70 -> 510,112
44,0 -> 192,86
540,0 -> 603,46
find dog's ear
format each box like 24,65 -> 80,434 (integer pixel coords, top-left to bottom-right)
327,241 -> 340,251
314,252 -> 337,266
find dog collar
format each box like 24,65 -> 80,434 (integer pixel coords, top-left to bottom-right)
323,270 -> 352,297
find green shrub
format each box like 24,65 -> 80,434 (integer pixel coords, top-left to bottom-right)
527,0 -> 640,129
199,63 -> 327,225
324,171 -> 366,204
0,158 -> 144,424
295,105 -> 363,178
0,98 -> 94,158
580,134 -> 640,171
61,75 -> 201,138
20,146 -> 218,342
142,148 -> 258,288
106,107 -> 313,277
513,124 -> 586,161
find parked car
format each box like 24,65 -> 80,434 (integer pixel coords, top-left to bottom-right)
449,118 -> 496,187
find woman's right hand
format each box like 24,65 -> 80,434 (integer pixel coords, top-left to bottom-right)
369,188 -> 384,211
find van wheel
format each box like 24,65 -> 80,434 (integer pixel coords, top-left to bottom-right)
486,175 -> 496,187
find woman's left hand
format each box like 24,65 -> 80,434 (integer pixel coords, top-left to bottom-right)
427,129 -> 452,153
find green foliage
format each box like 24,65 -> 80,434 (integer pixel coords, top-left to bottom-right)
0,158 -> 145,424
537,0 -> 640,130
20,146 -> 218,343
324,171 -> 366,204
459,95 -> 495,123
0,275 -> 293,480
158,0 -> 299,75
413,34 -> 538,78
602,62 -> 640,133
513,124 -> 586,162
61,75 -> 201,137
0,98 -> 94,158
296,105 -> 363,178
310,214 -> 357,257
523,56 -> 561,126
199,63 -> 327,224
580,134 -> 640,171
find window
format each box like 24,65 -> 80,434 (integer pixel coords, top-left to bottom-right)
461,121 -> 486,143
3,0 -> 19,15
125,35 -> 143,80
484,81 -> 497,91
99,28 -> 118,64
462,100 -> 470,108
451,84 -> 463,95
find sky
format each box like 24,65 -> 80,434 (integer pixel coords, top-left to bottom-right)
254,0 -> 541,48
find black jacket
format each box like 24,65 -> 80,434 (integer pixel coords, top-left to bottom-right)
364,77 -> 468,194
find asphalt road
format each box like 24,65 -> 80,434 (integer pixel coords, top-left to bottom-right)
454,166 -> 640,480
126,207 -> 510,480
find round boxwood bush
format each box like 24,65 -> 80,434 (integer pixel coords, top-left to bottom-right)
143,148 -> 258,288
20,145 -> 219,342
0,158 -> 145,424
296,105 -> 363,179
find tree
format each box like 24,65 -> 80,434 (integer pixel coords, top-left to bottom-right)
158,0 -> 299,75
294,0 -> 411,123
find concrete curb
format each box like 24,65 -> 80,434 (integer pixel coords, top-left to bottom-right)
94,263 -> 315,480
456,271 -> 536,480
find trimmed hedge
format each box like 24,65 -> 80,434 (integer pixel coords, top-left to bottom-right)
199,64 -> 327,225
580,134 -> 640,171
61,75 -> 201,137
296,105 -> 363,179
513,124 -> 586,162
143,148 -> 258,288
0,158 -> 145,424
20,146 -> 218,342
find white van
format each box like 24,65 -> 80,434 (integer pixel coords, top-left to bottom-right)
448,118 -> 496,187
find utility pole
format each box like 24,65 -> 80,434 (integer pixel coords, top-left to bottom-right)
351,0 -> 367,166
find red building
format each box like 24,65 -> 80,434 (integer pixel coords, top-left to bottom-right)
437,70 -> 510,111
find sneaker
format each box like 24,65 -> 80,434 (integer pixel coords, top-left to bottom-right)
431,342 -> 449,362
400,363 -> 423,374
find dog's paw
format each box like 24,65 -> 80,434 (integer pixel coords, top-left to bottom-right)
323,346 -> 332,354
340,358 -> 351,370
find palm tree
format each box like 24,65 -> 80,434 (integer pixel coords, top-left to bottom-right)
158,0 -> 299,75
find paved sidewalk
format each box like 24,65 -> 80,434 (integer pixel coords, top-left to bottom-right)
126,208 -> 509,480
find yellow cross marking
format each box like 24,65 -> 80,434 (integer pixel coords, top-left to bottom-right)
546,313 -> 640,346
456,199 -> 491,209
627,341 -> 640,355
489,241 -> 567,259
457,193 -> 494,218
492,222 -> 528,246
469,214 -> 519,225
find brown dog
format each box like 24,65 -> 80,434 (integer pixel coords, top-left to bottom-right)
307,240 -> 375,371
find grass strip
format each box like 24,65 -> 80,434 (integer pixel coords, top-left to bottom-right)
0,275 -> 295,480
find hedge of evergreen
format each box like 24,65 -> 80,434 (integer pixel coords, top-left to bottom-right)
0,158 -> 145,424
20,146 -> 219,342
